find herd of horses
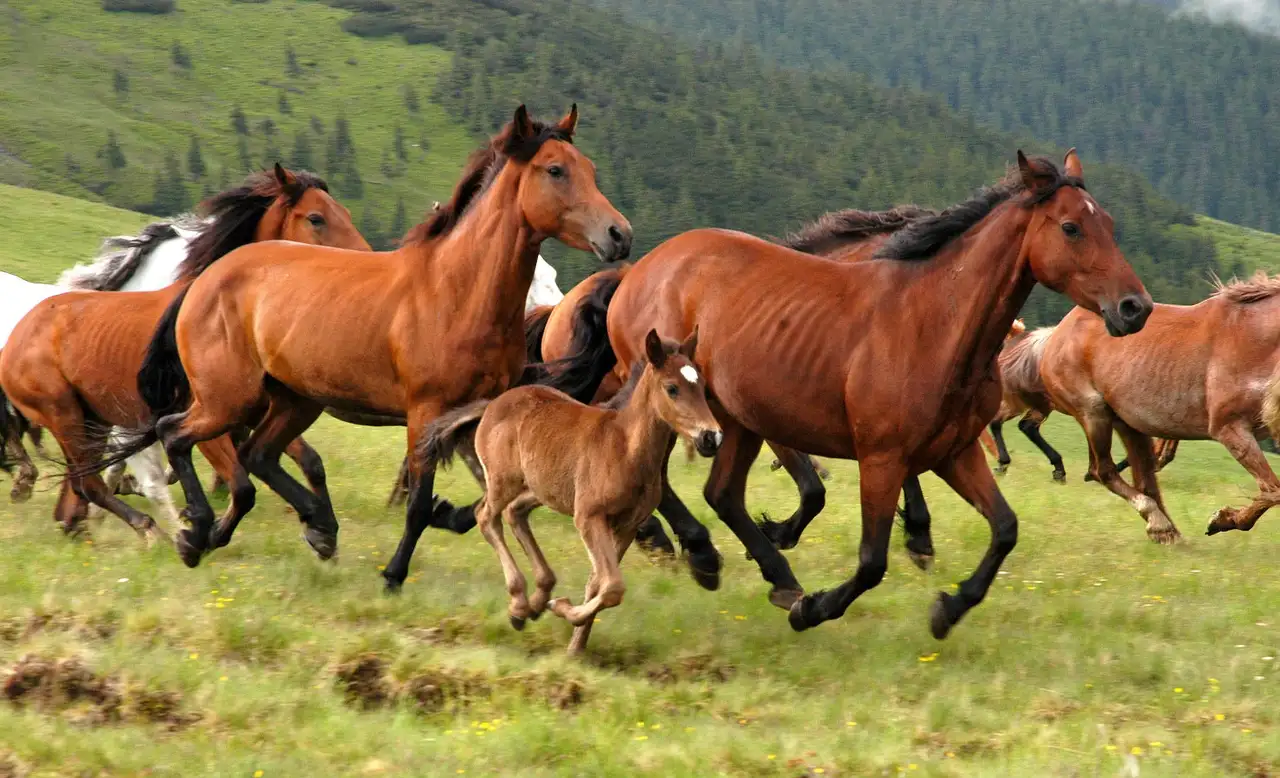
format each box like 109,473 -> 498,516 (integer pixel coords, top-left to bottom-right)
2,104 -> 1279,653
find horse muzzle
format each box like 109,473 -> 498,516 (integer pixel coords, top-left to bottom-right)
1103,293 -> 1152,337
694,429 -> 723,457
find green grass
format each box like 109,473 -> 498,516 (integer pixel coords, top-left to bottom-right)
0,0 -> 474,218
0,184 -> 150,282
1180,215 -> 1280,278
1,412 -> 1277,776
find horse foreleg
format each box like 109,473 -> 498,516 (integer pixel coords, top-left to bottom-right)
200,435 -> 256,550
1206,420 -> 1280,535
5,432 -> 37,503
551,512 -> 629,654
788,453 -> 903,631
756,442 -> 826,551
384,402 -> 449,591
702,420 -> 803,610
284,435 -> 330,506
927,442 -> 1018,639
1080,412 -> 1181,544
653,437 -> 717,585
1018,410 -> 1065,482
127,441 -> 182,530
986,423 -> 1010,473
566,516 -> 641,655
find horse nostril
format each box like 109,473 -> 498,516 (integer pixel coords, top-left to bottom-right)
608,225 -> 624,244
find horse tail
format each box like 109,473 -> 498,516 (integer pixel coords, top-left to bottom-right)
998,326 -> 1054,396
978,427 -> 999,459
524,305 -> 553,363
420,400 -> 491,471
528,265 -> 628,403
1260,360 -> 1280,446
138,284 -> 191,421
0,385 -> 23,472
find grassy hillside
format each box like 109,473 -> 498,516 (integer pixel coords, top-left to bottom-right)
0,0 -> 473,232
1182,216 -> 1280,278
0,183 -> 149,282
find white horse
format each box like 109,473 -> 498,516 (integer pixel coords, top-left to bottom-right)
1,217 -> 205,517
528,255 -> 565,311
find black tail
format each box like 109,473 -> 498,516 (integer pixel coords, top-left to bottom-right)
524,266 -> 624,403
523,306 -> 553,363
138,284 -> 192,421
0,386 -> 22,473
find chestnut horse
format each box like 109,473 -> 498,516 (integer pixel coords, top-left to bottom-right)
425,330 -> 720,655
555,151 -> 1152,637
1041,272 -> 1280,541
0,165 -> 367,543
126,105 -> 630,579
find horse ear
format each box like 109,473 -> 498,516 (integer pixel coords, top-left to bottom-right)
1016,150 -> 1055,191
1063,147 -> 1084,180
512,104 -> 534,141
679,326 -> 698,359
557,103 -> 579,139
273,162 -> 294,187
644,329 -> 667,368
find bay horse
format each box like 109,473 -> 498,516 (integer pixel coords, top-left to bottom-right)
0,165 -> 368,544
1041,272 -> 1280,540
424,330 -> 720,654
128,105 -> 630,577
0,218 -> 205,502
555,151 -> 1152,637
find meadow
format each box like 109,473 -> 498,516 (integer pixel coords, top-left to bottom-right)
2,180 -> 1279,777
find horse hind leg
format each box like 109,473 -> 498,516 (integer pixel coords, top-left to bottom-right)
898,475 -> 935,571
756,442 -> 826,551
127,441 -> 182,531
503,492 -> 557,617
988,420 -> 1012,473
5,433 -> 37,503
1205,419 -> 1280,535
199,436 -> 256,550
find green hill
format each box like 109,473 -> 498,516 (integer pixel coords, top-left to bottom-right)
0,0 -> 1263,323
585,0 -> 1280,235
1182,216 -> 1280,278
0,183 -> 149,282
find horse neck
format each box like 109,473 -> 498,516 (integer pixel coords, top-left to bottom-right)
614,370 -> 676,470
410,171 -> 539,333
909,202 -> 1039,398
253,199 -> 289,241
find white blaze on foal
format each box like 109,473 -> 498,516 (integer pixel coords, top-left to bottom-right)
680,365 -> 699,384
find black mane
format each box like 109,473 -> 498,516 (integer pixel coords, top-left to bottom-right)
779,205 -> 933,255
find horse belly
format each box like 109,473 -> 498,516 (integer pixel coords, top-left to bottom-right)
1099,368 -> 1210,440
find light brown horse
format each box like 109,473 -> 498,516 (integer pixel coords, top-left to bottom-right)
555,151 -> 1152,637
0,166 -> 367,544
424,330 -> 720,654
128,105 -> 631,579
1041,273 -> 1280,540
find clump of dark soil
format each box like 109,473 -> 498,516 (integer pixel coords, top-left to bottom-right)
0,610 -> 118,643
3,654 -> 199,730
334,654 -> 588,713
644,653 -> 735,685
335,654 -> 393,710
0,750 -> 28,778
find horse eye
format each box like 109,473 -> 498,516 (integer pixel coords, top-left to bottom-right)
665,384 -> 679,397
1061,221 -> 1081,238
307,214 -> 326,227
547,165 -> 565,179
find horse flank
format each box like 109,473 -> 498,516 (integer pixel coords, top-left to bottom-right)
999,327 -> 1054,397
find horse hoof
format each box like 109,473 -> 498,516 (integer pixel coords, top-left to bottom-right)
636,532 -> 676,557
788,594 -> 821,632
10,485 -> 33,503
303,526 -> 338,561
930,592 -> 960,640
509,614 -> 527,631
907,549 -> 935,572
1147,526 -> 1183,545
757,517 -> 797,551
382,574 -> 404,595
1052,471 -> 1067,484
993,464 -> 1008,475
769,586 -> 805,611
685,547 -> 723,592
175,532 -> 204,569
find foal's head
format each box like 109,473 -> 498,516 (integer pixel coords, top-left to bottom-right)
641,328 -> 722,456
1018,150 -> 1152,336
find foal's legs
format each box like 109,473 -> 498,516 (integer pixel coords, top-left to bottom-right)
1079,412 -> 1182,543
504,493 -> 558,617
474,489 -> 537,629
1205,419 -> 1280,534
788,453 -> 905,631
756,443 -> 826,551
550,513 -> 630,628
703,420 -> 804,609
988,420 -> 1013,474
1017,410 -> 1066,482
565,518 -> 641,655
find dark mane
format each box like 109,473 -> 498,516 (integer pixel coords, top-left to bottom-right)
402,114 -> 573,246
58,219 -> 192,290
779,205 -> 934,255
176,168 -> 328,283
875,158 -> 1084,262
602,358 -> 647,411
1212,270 -> 1280,304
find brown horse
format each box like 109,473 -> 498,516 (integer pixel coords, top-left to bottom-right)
127,105 -> 630,579
555,151 -> 1152,637
1041,273 -> 1280,540
0,165 -> 367,544
425,330 -> 720,654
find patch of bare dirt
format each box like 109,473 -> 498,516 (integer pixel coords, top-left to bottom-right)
644,653 -> 735,685
0,611 -> 118,643
3,654 -> 199,731
335,654 -> 392,710
334,654 -> 587,713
